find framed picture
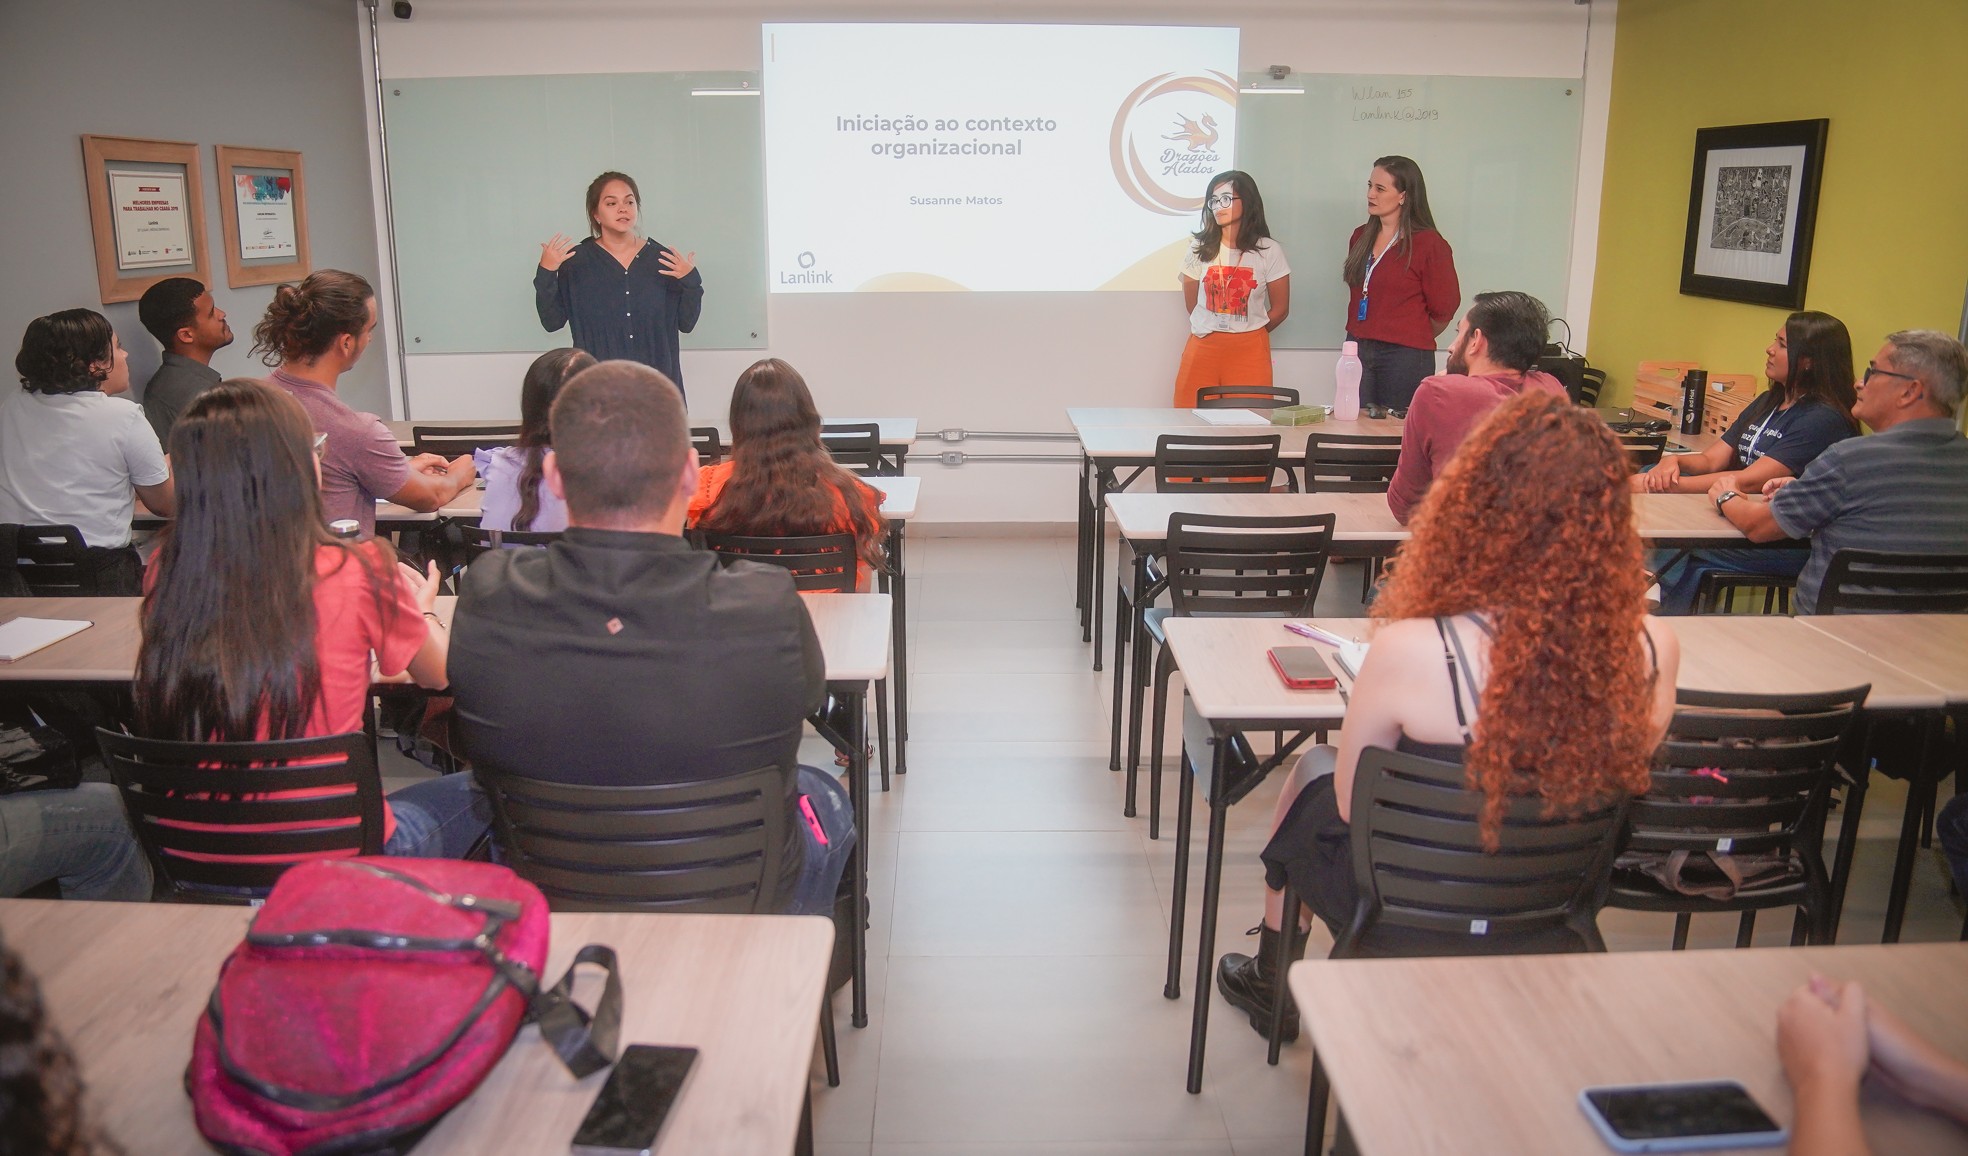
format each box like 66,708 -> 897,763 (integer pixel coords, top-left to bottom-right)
1679,118 -> 1829,310
215,145 -> 311,288
80,135 -> 211,304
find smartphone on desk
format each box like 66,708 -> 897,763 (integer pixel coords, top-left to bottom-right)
1268,646 -> 1337,691
570,1044 -> 698,1156
1579,1081 -> 1785,1152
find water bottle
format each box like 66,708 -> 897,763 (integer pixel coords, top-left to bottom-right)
1333,341 -> 1363,422
1680,369 -> 1708,436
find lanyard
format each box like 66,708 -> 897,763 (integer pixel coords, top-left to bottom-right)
1742,399 -> 1786,462
1358,231 -> 1398,321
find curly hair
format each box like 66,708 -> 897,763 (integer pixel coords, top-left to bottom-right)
14,310 -> 114,396
0,942 -> 124,1156
250,270 -> 373,367
1374,391 -> 1657,849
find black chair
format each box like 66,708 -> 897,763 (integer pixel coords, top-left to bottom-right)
1131,514 -> 1335,837
3,524 -> 95,595
821,423 -> 884,475
700,531 -> 892,793
1604,686 -> 1866,950
1693,571 -> 1794,615
456,524 -> 562,564
1298,745 -> 1628,1145
98,728 -> 385,900
691,426 -> 725,466
1300,433 -> 1401,494
410,424 -> 521,458
1194,385 -> 1300,410
1576,366 -> 1607,407
477,763 -> 842,1086
1617,433 -> 1669,472
1815,549 -> 1968,613
1152,433 -> 1287,494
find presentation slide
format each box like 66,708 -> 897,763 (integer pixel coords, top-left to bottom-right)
762,24 -> 1239,293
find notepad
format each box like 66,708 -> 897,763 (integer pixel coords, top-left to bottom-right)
1191,408 -> 1269,426
1283,622 -> 1370,680
0,617 -> 91,663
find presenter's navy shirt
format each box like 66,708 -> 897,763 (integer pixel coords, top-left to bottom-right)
534,237 -> 704,392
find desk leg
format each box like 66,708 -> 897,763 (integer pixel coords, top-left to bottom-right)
891,522 -> 908,775
845,684 -> 870,1028
1110,541 -> 1140,773
1091,470 -> 1109,671
1165,748 -> 1195,1000
1078,452 -> 1093,628
1882,715 -> 1942,943
1186,741 -> 1230,1094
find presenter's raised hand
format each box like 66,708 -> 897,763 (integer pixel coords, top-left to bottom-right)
659,248 -> 697,279
539,233 -> 578,272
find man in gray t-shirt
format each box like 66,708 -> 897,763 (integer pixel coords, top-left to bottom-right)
1704,329 -> 1968,613
136,277 -> 233,445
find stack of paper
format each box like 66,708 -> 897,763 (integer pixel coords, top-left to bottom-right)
1191,408 -> 1269,426
0,617 -> 91,663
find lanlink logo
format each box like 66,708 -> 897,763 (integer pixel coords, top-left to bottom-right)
1109,72 -> 1238,216
782,249 -> 834,285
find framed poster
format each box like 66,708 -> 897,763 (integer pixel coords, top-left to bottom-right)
215,145 -> 312,288
1678,119 -> 1829,310
81,135 -> 210,303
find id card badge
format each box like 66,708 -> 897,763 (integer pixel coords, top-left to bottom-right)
1210,310 -> 1239,332
1356,295 -> 1369,322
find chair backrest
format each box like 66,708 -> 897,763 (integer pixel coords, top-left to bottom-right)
1618,433 -> 1668,472
457,523 -> 563,568
5,524 -> 92,596
411,424 -> 522,458
820,422 -> 883,475
1576,366 -> 1607,408
1194,385 -> 1300,410
478,764 -> 789,913
1622,685 -> 1866,861
1153,433 -> 1283,493
1164,513 -> 1335,618
98,728 -> 385,898
1815,549 -> 1968,614
1338,746 -> 1627,952
701,530 -> 858,592
1302,433 -> 1402,493
691,426 -> 725,466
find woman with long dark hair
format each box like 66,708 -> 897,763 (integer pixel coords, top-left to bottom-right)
255,270 -> 475,537
1341,155 -> 1461,414
135,380 -> 489,862
0,309 -> 175,594
478,347 -> 597,533
691,358 -> 886,582
1215,392 -> 1678,1043
1643,311 -> 1858,613
1172,170 -> 1291,408
535,171 -> 703,394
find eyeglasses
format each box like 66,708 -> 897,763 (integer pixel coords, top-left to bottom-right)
1207,191 -> 1239,209
1861,365 -> 1919,387
312,432 -> 329,458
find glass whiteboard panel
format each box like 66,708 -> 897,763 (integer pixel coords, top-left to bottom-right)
1235,74 -> 1583,350
385,71 -> 766,354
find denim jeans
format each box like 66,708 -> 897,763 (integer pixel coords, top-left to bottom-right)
384,773 -> 493,859
1354,337 -> 1438,411
1652,546 -> 1810,616
0,783 -> 152,900
1938,793 -> 1968,898
786,765 -> 857,917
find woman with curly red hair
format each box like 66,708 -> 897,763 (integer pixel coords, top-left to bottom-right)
1216,390 -> 1680,1042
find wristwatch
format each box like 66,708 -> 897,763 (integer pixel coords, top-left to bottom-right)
1714,489 -> 1742,513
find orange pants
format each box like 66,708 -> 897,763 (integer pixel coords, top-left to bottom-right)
1173,329 -> 1273,408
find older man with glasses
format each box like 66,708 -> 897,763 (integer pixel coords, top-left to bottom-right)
1694,328 -> 1968,614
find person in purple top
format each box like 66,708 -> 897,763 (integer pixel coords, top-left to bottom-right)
476,347 -> 595,534
534,172 -> 703,396
254,270 -> 476,538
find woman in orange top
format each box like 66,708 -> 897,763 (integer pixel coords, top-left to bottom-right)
691,358 -> 887,587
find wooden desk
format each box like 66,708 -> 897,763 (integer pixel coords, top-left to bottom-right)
1290,942 -> 1968,1156
0,899 -> 831,1156
1157,616 -> 1355,1093
1067,406 -> 1406,438
1796,614 -> 1968,704
1668,615 -> 1947,712
389,416 -> 919,466
1107,492 -> 1408,549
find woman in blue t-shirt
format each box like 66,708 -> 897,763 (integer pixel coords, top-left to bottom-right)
1643,311 -> 1859,613
1633,311 -> 1858,496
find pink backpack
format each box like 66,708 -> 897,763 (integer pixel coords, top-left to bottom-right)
187,857 -> 620,1156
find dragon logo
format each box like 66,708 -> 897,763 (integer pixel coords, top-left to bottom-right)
1111,72 -> 1238,216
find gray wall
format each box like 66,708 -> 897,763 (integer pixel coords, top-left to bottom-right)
0,0 -> 388,414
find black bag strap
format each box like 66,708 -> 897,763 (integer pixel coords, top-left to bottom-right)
530,944 -> 623,1079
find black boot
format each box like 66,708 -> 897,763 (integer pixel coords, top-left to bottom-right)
1215,924 -> 1306,1042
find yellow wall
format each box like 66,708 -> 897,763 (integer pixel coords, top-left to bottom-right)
1588,0 -> 1968,404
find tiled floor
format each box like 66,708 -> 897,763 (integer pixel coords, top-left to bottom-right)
382,531 -> 1962,1155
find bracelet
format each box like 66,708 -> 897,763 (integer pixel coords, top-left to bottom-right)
421,610 -> 444,626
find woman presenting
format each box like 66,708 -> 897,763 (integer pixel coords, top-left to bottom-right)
1342,155 -> 1459,415
534,171 -> 703,396
1173,170 -> 1290,408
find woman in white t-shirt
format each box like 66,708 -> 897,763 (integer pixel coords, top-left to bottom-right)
1174,170 -> 1291,408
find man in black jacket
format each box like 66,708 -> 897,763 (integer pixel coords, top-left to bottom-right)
448,360 -> 853,913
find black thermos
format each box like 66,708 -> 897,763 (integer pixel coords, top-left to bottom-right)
1680,369 -> 1708,436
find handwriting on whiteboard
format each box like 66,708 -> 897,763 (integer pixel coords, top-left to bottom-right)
1350,85 -> 1440,123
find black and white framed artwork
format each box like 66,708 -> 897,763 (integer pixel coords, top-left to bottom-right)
1679,119 -> 1829,310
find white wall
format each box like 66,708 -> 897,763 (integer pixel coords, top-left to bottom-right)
367,0 -> 1614,524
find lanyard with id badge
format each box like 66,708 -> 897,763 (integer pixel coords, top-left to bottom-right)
1357,234 -> 1398,322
